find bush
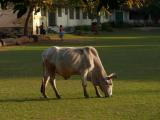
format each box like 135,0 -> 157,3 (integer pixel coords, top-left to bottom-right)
74,26 -> 82,31
74,25 -> 91,32
101,22 -> 113,32
82,25 -> 91,31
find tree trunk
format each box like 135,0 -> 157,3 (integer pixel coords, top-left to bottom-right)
24,6 -> 34,36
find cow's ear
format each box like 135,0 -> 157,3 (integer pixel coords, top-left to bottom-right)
107,73 -> 117,80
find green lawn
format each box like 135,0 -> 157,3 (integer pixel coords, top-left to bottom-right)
0,29 -> 160,120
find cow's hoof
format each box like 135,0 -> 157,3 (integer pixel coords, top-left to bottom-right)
44,96 -> 48,99
105,95 -> 112,98
56,95 -> 61,99
96,95 -> 103,98
84,95 -> 89,98
42,94 -> 48,99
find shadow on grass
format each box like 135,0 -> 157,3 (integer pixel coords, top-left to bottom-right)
0,96 -> 105,103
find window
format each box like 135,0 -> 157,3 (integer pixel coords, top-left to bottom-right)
88,12 -> 91,19
83,11 -> 87,19
48,12 -> 56,26
65,8 -> 68,15
76,8 -> 80,19
69,8 -> 74,19
58,8 -> 62,17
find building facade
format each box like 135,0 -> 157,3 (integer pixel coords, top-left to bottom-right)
1,7 -> 159,35
32,7 -> 109,34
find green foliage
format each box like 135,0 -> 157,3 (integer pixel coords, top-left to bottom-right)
0,0 -> 9,9
82,25 -> 91,31
75,25 -> 91,31
143,0 -> 160,22
82,0 -> 145,13
13,4 -> 28,18
101,22 -> 113,31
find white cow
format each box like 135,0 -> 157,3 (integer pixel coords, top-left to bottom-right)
41,46 -> 116,98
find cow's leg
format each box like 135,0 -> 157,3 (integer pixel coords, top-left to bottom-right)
50,76 -> 61,99
94,86 -> 102,98
41,75 -> 50,98
81,71 -> 89,98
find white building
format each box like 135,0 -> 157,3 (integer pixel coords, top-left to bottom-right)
32,7 -> 109,34
1,6 -> 157,35
0,7 -> 109,35
0,7 -> 136,35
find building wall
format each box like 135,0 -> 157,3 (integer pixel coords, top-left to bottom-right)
56,8 -> 109,27
56,8 -> 92,27
32,10 -> 48,34
1,7 -> 159,35
32,7 -> 109,34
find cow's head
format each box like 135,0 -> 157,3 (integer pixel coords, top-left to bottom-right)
100,73 -> 117,97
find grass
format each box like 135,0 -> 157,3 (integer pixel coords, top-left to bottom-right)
0,29 -> 160,120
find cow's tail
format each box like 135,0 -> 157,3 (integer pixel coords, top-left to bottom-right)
42,51 -> 46,78
41,58 -> 45,93
41,48 -> 50,77
42,60 -> 45,78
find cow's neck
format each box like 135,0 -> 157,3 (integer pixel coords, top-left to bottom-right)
94,58 -> 107,78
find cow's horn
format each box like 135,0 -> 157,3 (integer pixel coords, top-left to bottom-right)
107,73 -> 117,80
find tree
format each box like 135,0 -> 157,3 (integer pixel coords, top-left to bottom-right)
143,0 -> 160,23
82,0 -> 145,13
79,0 -> 144,29
81,1 -> 145,19
0,0 -> 146,35
0,0 -> 53,35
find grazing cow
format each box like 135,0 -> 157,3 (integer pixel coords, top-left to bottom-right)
41,46 -> 116,99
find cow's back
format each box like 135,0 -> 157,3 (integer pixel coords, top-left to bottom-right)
56,47 -> 94,75
42,46 -> 95,79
